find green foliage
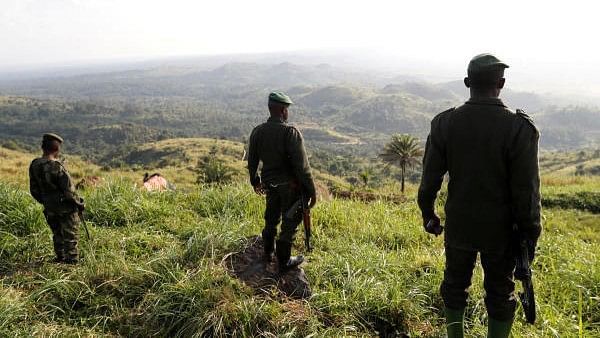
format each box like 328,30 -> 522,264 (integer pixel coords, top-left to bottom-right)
85,178 -> 182,227
543,192 -> 600,213
196,148 -> 235,185
0,176 -> 599,336
0,183 -> 45,236
379,134 -> 424,192
359,167 -> 372,187
0,287 -> 28,336
379,134 -> 423,169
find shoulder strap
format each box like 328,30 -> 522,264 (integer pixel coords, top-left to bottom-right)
442,107 -> 456,114
516,109 -> 539,134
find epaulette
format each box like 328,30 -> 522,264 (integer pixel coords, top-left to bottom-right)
46,159 -> 68,174
432,107 -> 455,123
286,124 -> 301,134
516,109 -> 539,134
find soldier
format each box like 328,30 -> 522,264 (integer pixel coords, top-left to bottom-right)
248,92 -> 317,272
418,54 -> 541,338
29,133 -> 84,264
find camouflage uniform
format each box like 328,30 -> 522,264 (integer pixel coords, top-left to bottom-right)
29,157 -> 81,262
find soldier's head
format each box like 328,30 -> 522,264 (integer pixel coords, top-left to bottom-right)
41,133 -> 63,155
464,53 -> 509,98
268,91 -> 293,122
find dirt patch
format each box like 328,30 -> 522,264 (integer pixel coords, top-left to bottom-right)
223,236 -> 311,299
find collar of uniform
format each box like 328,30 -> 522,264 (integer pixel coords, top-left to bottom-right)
267,116 -> 287,124
465,97 -> 507,107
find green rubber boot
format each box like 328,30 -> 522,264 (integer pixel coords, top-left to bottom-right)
445,307 -> 465,338
487,317 -> 513,338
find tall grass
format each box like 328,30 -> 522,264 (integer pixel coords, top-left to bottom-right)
0,183 -> 45,236
0,178 -> 599,337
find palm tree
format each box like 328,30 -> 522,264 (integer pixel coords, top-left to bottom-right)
378,134 -> 423,193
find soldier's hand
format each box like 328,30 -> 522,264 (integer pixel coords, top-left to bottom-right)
423,214 -> 443,236
77,197 -> 85,211
308,193 -> 317,209
253,183 -> 266,195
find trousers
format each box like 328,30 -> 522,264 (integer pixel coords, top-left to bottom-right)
262,184 -> 302,244
44,210 -> 80,261
440,246 -> 517,321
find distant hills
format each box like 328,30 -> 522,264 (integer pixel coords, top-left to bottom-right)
0,60 -> 598,156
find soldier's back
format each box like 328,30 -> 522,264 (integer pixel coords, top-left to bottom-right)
434,98 -> 528,252
249,118 -> 297,184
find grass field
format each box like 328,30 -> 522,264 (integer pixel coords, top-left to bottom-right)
1,146 -> 599,337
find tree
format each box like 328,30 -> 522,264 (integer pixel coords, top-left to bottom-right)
378,134 -> 423,193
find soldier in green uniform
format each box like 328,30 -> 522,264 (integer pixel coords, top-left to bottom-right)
29,133 -> 84,264
418,54 -> 541,338
248,92 -> 317,272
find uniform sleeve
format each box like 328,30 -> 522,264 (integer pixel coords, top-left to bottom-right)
247,128 -> 261,187
417,118 -> 447,218
29,163 -> 43,203
286,127 -> 316,196
55,163 -> 78,203
509,118 -> 542,242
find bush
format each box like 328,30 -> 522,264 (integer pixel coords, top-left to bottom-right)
195,146 -> 235,185
196,157 -> 235,185
542,191 -> 600,213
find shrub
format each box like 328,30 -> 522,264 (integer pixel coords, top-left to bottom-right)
542,192 -> 600,213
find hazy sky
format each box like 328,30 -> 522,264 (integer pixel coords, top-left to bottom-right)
1,0 -> 599,93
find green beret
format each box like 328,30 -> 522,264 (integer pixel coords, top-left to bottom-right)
468,53 -> 509,74
268,91 -> 293,105
42,133 -> 64,143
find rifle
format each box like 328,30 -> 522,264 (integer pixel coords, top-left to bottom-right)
301,192 -> 312,252
285,194 -> 312,252
75,197 -> 91,240
514,229 -> 536,324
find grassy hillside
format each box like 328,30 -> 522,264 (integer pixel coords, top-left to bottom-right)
1,146 -> 599,337
0,138 -> 243,189
0,141 -> 348,194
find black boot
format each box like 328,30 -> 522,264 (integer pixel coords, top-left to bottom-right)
276,240 -> 304,273
263,235 -> 275,262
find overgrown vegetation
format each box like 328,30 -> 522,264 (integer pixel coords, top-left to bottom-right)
542,191 -> 600,214
195,147 -> 236,185
1,165 -> 599,336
